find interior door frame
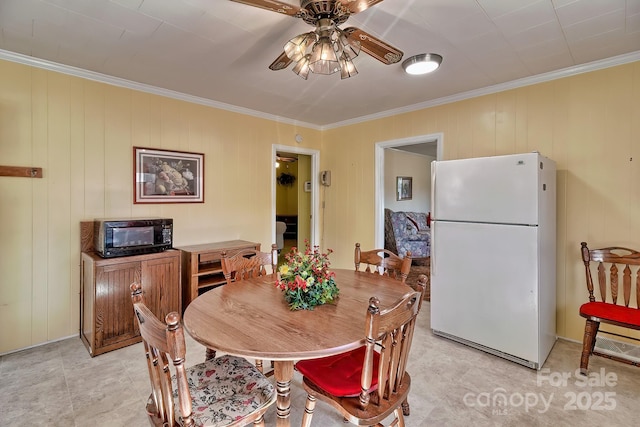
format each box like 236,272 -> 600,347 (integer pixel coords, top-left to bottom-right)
272,144 -> 320,247
374,132 -> 443,248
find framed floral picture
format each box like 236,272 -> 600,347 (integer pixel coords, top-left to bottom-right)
134,147 -> 204,203
396,176 -> 412,201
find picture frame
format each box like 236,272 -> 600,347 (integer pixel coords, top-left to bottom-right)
134,147 -> 204,204
396,176 -> 413,201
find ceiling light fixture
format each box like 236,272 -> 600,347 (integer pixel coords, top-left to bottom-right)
402,53 -> 443,75
284,18 -> 361,80
237,0 -> 404,80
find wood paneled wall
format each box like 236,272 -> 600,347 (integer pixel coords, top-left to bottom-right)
322,61 -> 640,343
1,57 -> 638,354
0,59 -> 321,354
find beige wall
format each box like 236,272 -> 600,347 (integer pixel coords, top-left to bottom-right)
384,149 -> 433,212
322,61 -> 640,343
275,155 -> 312,247
297,155 -> 312,245
276,161 -> 299,216
1,58 -> 639,354
0,59 -> 321,354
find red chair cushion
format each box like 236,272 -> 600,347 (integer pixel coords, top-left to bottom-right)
295,346 -> 379,397
580,302 -> 640,327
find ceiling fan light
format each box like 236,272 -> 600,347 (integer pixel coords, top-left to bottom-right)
339,54 -> 358,79
284,32 -> 315,62
308,37 -> 340,75
292,54 -> 311,79
402,53 -> 442,75
338,31 -> 360,59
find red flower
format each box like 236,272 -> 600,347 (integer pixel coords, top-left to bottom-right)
295,275 -> 307,290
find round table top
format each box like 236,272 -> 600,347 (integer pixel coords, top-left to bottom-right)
183,269 -> 414,361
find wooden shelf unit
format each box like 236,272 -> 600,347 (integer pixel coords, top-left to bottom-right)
177,240 -> 260,312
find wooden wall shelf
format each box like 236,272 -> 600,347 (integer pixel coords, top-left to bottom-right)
0,165 -> 43,178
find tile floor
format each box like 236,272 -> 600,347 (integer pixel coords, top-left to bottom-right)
1,302 -> 639,427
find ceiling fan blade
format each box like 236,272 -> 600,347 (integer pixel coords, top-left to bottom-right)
343,27 -> 403,65
277,155 -> 298,162
229,0 -> 304,18
339,0 -> 386,14
269,51 -> 294,70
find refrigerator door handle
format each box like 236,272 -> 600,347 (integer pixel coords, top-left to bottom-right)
431,162 -> 436,275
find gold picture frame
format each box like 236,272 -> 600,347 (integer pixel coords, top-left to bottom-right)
134,147 -> 204,204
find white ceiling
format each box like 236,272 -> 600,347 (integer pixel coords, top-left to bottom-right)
393,142 -> 438,157
1,0 -> 639,129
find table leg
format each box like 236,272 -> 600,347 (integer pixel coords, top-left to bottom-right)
273,360 -> 294,427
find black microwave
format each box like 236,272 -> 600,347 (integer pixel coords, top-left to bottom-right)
94,218 -> 173,258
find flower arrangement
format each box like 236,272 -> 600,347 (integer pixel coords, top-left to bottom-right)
276,241 -> 339,310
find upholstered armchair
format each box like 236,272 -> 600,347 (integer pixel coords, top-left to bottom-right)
384,209 -> 430,259
275,221 -> 287,251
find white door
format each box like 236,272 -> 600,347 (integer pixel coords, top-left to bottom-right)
432,153 -> 540,225
431,220 -> 540,363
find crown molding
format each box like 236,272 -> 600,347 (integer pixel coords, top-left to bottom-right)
323,50 -> 640,130
1,48 -> 638,132
0,49 -> 320,131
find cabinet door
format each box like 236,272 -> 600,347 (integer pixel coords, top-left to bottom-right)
94,261 -> 141,349
141,254 -> 181,322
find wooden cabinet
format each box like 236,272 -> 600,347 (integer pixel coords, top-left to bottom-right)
177,240 -> 260,312
276,215 -> 297,240
80,250 -> 181,356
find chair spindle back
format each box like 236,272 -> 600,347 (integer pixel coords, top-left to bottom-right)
581,242 -> 640,308
354,242 -> 412,283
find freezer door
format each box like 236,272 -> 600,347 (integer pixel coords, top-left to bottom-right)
431,220 -> 540,364
432,153 -> 541,225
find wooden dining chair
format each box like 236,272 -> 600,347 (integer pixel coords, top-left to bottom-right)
354,242 -> 414,415
221,244 -> 278,285
295,274 -> 428,427
130,283 -> 276,427
220,244 -> 278,374
354,242 -> 412,283
579,242 -> 640,374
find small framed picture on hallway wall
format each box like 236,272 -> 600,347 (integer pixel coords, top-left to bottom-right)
134,147 -> 204,203
397,176 -> 412,201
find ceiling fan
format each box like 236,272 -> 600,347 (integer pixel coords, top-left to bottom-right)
230,0 -> 403,79
276,154 -> 298,163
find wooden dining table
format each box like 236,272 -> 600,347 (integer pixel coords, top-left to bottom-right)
183,268 -> 415,427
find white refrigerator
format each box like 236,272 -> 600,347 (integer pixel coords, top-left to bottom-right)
430,152 -> 556,369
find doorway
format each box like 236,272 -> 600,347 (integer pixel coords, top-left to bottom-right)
272,145 -> 320,253
374,133 -> 443,248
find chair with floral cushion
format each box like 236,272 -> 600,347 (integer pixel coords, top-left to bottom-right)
130,283 -> 276,427
295,274 -> 428,427
354,243 -> 412,283
220,244 -> 278,374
